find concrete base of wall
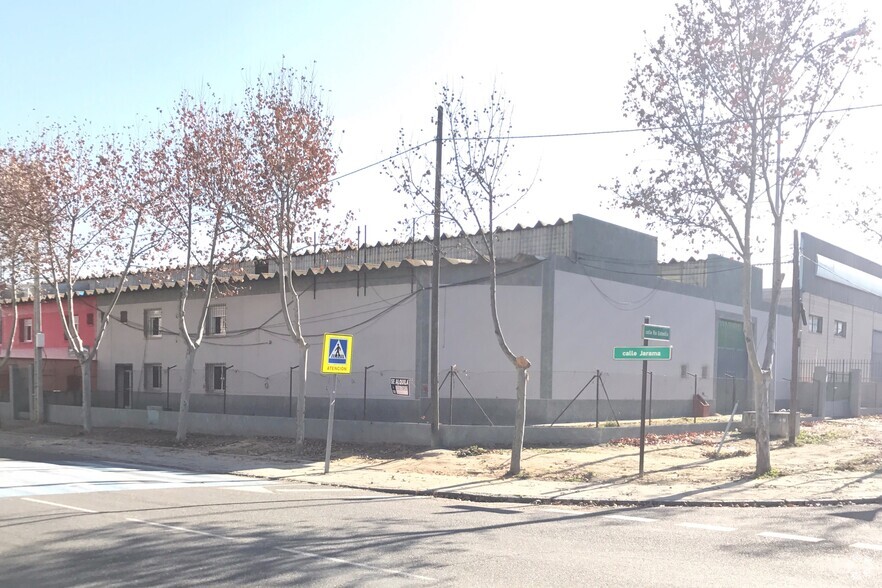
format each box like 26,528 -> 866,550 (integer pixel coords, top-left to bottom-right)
77,394 -> 698,426
43,403 -> 734,449
739,411 -> 794,439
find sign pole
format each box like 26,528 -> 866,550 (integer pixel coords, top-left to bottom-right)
639,316 -> 649,477
324,374 -> 337,474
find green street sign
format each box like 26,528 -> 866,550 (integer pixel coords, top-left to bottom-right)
614,346 -> 673,361
642,324 -> 671,341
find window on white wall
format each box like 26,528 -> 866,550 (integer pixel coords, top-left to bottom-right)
809,315 -> 823,334
144,364 -> 162,390
144,309 -> 162,338
205,364 -> 227,392
834,320 -> 847,338
206,305 -> 226,336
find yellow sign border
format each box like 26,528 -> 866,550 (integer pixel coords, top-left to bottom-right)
321,333 -> 353,374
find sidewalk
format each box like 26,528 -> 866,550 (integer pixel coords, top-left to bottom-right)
1,422 -> 881,507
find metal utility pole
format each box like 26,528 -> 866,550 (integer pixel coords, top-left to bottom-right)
32,268 -> 43,423
639,316 -> 649,477
430,105 -> 443,447
789,230 -> 800,443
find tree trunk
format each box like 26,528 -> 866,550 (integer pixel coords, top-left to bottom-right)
295,343 -> 309,452
508,358 -> 530,476
753,370 -> 772,474
176,347 -> 198,442
80,358 -> 92,433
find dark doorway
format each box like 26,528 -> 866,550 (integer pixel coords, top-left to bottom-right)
115,364 -> 133,408
715,318 -> 748,413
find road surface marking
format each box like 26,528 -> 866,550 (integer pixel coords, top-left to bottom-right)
273,488 -> 355,493
678,523 -> 736,532
125,518 -> 237,541
758,531 -> 824,543
343,495 -> 424,501
123,517 -> 435,581
274,546 -> 436,582
851,542 -> 882,551
223,486 -> 274,494
603,514 -> 655,523
21,498 -> 97,513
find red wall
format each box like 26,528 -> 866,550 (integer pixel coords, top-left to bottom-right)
1,296 -> 98,359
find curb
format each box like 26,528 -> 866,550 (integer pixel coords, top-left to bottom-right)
257,475 -> 882,508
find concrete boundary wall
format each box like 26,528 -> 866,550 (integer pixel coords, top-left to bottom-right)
43,404 -> 732,448
0,401 -> 12,423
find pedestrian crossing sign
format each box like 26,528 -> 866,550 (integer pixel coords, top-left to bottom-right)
321,333 -> 353,374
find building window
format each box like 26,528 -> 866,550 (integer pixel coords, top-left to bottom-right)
86,312 -> 94,325
834,320 -> 847,338
63,315 -> 79,341
144,363 -> 162,390
809,315 -> 823,334
20,318 -> 33,343
120,310 -> 128,324
205,364 -> 227,392
144,309 -> 162,338
206,305 -> 226,336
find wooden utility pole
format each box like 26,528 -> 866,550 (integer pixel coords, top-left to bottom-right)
430,106 -> 443,447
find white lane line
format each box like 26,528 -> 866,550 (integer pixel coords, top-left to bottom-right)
274,546 -> 436,582
678,522 -> 736,532
603,514 -> 655,523
273,488 -> 355,493
538,508 -> 581,515
343,495 -> 424,501
851,542 -> 882,552
21,498 -> 97,513
123,517 -> 435,582
758,531 -> 824,543
125,518 -> 237,541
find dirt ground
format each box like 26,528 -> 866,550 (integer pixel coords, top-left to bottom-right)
23,415 -> 882,486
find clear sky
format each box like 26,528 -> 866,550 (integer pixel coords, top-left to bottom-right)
2,0 -> 880,271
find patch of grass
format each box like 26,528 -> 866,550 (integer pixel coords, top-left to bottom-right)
601,421 -> 619,428
455,445 -> 492,458
702,448 -> 752,460
795,430 -> 841,446
756,468 -> 784,479
834,456 -> 881,472
560,472 -> 595,482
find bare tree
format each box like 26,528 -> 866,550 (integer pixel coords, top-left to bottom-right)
156,93 -> 251,442
231,67 -> 342,452
0,148 -> 30,371
28,127 -> 162,432
606,0 -> 871,474
389,85 -> 534,475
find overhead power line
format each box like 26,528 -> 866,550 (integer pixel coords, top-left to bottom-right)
329,101 -> 882,184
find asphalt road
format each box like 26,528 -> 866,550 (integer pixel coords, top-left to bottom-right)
1,447 -> 881,587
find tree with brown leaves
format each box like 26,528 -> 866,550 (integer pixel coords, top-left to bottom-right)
231,67 -> 341,452
606,0 -> 871,475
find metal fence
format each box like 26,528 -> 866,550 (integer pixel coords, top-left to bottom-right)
798,359 -> 882,383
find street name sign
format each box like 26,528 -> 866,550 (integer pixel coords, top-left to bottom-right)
642,324 -> 671,341
613,346 -> 673,361
321,333 -> 353,374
